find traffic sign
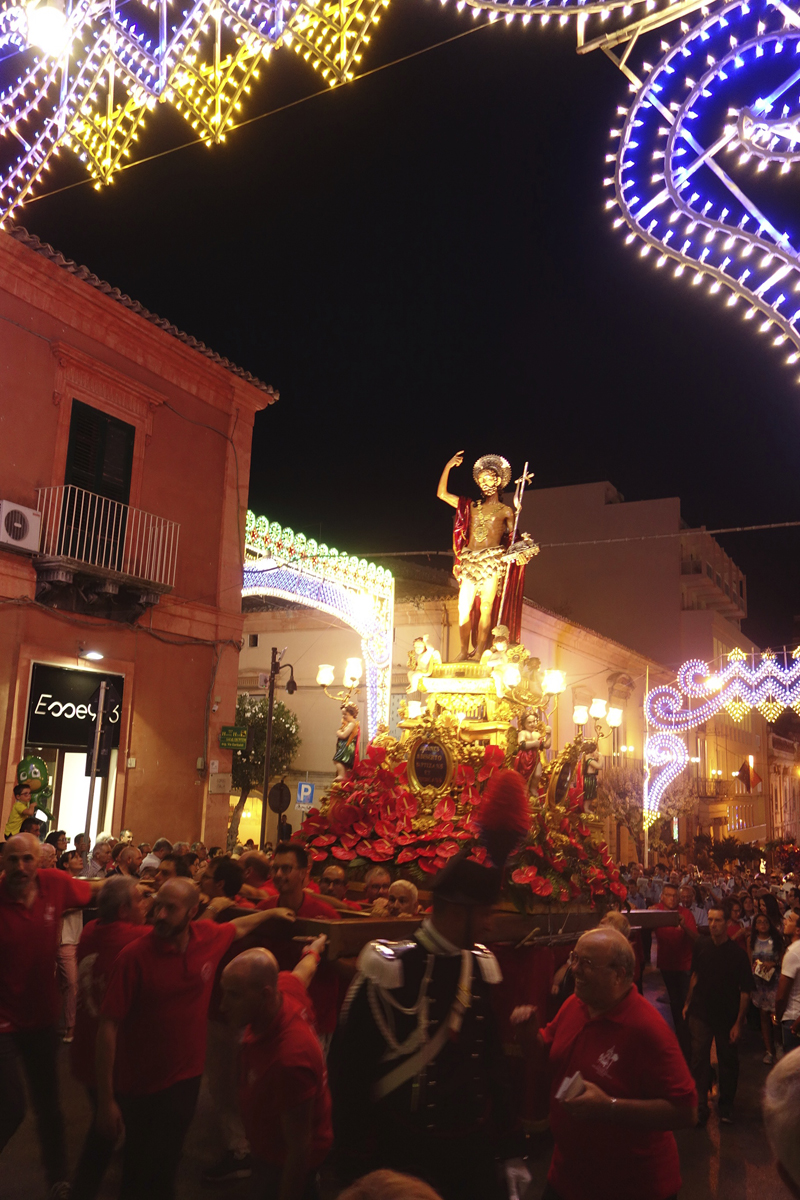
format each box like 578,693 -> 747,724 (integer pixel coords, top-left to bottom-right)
219,726 -> 248,750
296,781 -> 315,808
268,781 -> 291,814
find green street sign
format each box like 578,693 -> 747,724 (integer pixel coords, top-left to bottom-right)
219,725 -> 248,750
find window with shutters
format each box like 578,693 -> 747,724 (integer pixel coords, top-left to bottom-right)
65,400 -> 135,504
60,401 -> 136,571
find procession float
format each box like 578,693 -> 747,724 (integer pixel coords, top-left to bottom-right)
296,451 -> 630,930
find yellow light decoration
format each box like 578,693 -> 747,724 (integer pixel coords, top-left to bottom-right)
0,0 -> 392,218
723,697 -> 749,723
758,697 -> 783,723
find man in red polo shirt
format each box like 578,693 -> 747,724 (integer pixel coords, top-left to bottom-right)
0,833 -> 100,1198
96,877 -> 296,1199
514,926 -> 697,1200
71,874 -> 150,1200
256,842 -> 341,1039
221,941 -> 333,1200
655,881 -> 698,1061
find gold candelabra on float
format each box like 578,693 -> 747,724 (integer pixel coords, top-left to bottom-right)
316,658 -> 364,706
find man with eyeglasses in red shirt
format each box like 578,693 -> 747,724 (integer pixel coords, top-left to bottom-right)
513,926 -> 697,1200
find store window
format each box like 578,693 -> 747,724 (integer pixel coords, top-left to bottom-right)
26,663 -> 125,840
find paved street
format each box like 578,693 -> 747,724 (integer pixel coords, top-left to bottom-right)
0,963 -> 794,1200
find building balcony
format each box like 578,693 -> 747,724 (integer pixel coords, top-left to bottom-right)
34,485 -> 180,618
680,530 -> 747,619
696,778 -> 732,799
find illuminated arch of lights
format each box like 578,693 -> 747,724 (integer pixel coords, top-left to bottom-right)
643,645 -> 800,824
242,509 -> 394,740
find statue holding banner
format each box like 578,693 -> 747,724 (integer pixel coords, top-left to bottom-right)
437,451 -> 538,660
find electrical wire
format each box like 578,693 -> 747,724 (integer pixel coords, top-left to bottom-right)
357,516 -> 800,557
22,22 -> 494,208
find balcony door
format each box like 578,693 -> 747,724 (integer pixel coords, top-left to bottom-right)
62,401 -> 135,572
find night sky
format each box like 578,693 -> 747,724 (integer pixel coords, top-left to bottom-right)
18,0 -> 800,650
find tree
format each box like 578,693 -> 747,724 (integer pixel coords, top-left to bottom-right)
594,765 -> 699,863
228,694 -> 301,852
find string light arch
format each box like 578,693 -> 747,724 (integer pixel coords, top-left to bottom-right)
242,509 -> 394,741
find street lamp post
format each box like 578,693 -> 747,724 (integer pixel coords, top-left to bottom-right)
259,647 -> 297,852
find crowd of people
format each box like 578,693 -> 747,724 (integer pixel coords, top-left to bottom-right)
2,790 -> 800,1200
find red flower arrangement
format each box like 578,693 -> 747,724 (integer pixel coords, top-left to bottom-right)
297,741 -> 622,908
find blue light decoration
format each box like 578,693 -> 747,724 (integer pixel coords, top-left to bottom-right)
643,646 -> 800,823
0,0 -> 389,222
608,0 -> 800,373
242,510 -> 394,741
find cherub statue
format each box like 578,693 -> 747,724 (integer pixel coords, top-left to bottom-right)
582,741 -> 602,807
437,451 -> 538,660
481,625 -> 511,697
333,703 -> 360,781
513,712 -> 551,788
407,635 -> 442,693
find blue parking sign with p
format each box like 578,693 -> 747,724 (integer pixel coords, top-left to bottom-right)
297,782 -> 315,808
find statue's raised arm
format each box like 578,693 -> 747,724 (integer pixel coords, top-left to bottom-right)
436,451 -> 464,509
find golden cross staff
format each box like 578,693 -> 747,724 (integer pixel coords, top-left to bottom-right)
498,461 -> 534,619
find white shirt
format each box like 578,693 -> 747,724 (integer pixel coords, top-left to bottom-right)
781,940 -> 800,1023
139,852 -> 161,875
60,909 -> 83,946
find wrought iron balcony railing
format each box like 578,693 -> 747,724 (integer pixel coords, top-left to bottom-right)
36,485 -> 180,592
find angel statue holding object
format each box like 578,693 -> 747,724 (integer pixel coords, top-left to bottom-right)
333,702 -> 360,781
407,635 -> 442,693
513,712 -> 552,790
437,451 -> 539,660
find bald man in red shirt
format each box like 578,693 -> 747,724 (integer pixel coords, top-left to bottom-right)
96,877 -> 296,1200
0,834 -> 101,1197
221,940 -> 333,1200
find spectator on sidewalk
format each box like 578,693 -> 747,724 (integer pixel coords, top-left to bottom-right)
513,927 -> 697,1200
138,837 -> 172,876
654,882 -> 698,1061
763,1049 -> 800,1198
683,905 -> 753,1124
96,877 -> 296,1200
724,897 -> 747,949
114,845 -> 142,877
748,912 -> 783,1065
40,843 -> 58,869
775,908 -> 800,1054
3,782 -> 36,838
682,884 -> 709,931
0,834 -> 101,1199
75,833 -> 91,872
221,939 -> 332,1200
84,840 -> 113,880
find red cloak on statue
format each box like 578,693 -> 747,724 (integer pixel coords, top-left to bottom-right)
453,496 -> 526,644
